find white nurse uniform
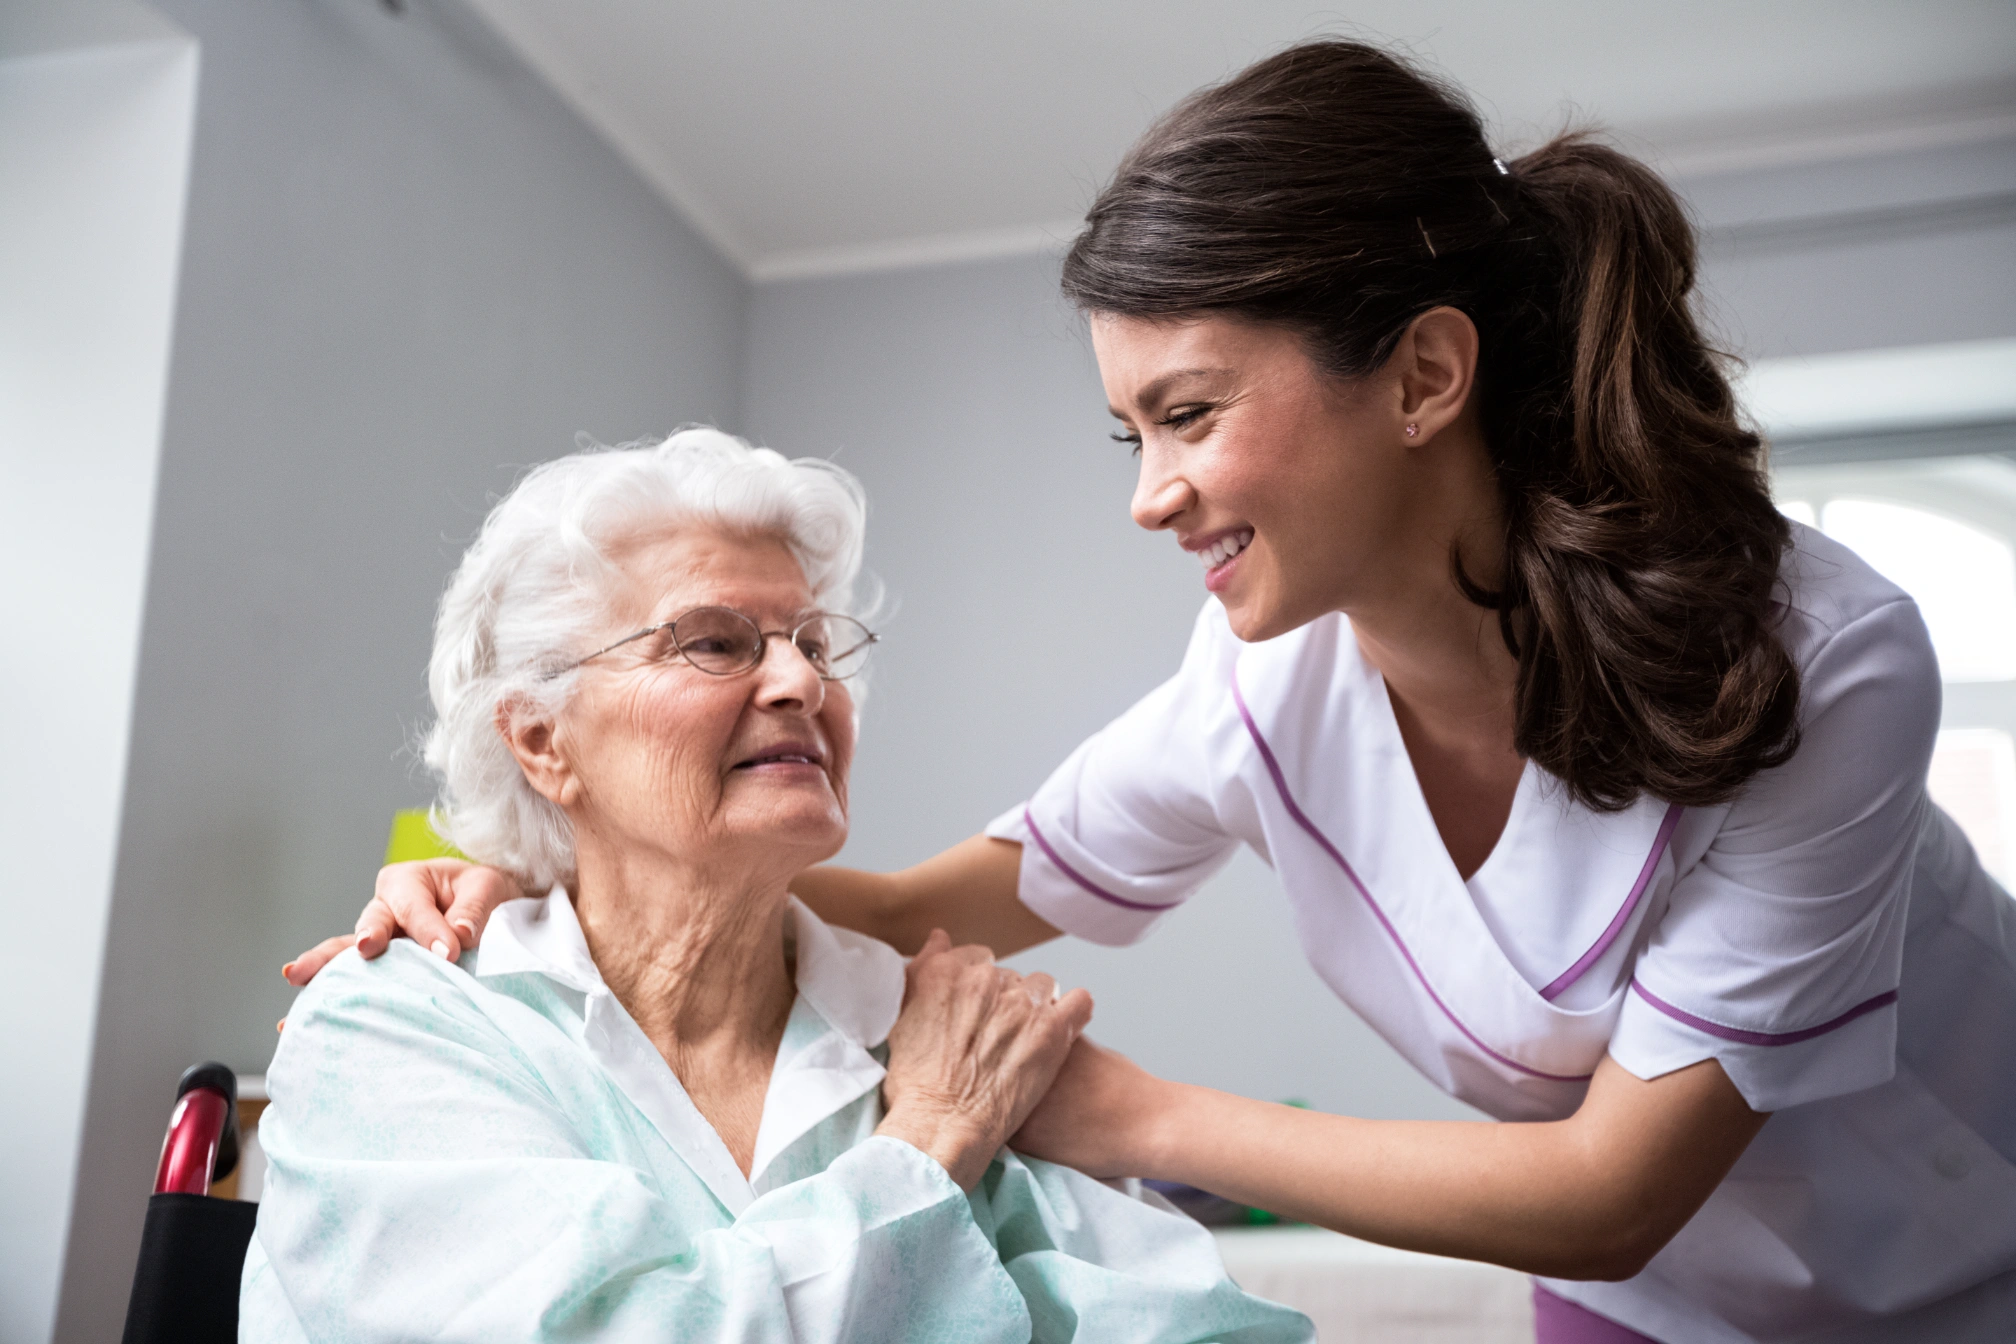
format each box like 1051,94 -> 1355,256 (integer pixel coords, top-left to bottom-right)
987,523 -> 2016,1343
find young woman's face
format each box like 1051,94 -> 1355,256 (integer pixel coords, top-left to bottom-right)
1091,313 -> 1430,642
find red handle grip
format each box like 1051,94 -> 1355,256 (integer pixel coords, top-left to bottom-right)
154,1087 -> 230,1195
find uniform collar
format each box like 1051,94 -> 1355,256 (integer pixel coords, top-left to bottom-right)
471,884 -> 905,1215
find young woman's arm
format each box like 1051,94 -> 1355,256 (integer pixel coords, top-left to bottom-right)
1012,1045 -> 1767,1281
285,836 -> 1057,985
793,835 -> 1059,956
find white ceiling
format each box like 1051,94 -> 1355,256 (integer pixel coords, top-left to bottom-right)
464,0 -> 2016,281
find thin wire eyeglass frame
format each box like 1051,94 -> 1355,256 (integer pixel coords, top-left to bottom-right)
551,606 -> 879,682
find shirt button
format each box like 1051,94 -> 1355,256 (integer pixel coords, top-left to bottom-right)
1933,1146 -> 1969,1181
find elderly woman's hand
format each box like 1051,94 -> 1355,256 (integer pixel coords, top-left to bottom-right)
876,930 -> 1094,1190
282,860 -> 528,986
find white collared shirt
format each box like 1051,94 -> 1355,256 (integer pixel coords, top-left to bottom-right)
472,888 -> 907,1215
241,891 -> 1312,1343
987,524 -> 2016,1342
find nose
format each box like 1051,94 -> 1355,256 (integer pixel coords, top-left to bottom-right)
1130,442 -> 1195,532
753,631 -> 825,714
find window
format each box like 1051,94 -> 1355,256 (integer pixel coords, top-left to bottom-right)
1775,453 -> 2016,885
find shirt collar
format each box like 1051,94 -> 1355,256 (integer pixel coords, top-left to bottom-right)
470,883 -> 905,1215
474,885 -> 904,1049
469,882 -> 603,993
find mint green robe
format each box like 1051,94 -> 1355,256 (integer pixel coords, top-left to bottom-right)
241,892 -> 1310,1343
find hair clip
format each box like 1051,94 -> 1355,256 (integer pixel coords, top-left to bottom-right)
1493,157 -> 1510,176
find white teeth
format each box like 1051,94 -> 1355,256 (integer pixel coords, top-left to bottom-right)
1199,530 -> 1253,569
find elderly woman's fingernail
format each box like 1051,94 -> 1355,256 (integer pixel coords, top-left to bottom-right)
430,939 -> 452,959
281,961 -> 298,981
452,920 -> 476,943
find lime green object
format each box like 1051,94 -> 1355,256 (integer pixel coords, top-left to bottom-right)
384,809 -> 468,865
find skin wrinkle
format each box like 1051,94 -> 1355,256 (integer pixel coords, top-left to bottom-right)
492,524 -> 1092,1188
503,528 -> 854,1173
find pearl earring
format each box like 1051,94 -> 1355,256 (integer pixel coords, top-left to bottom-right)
1404,423 -> 1419,438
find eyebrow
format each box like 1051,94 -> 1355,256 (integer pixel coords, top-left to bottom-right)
643,600 -> 821,626
1108,367 -> 1236,419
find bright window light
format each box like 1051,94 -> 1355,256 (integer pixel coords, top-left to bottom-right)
1928,728 -> 2016,887
1779,499 -> 1817,527
1819,499 -> 2016,683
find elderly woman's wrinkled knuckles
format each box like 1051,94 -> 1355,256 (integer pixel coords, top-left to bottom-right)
884,954 -> 1089,1125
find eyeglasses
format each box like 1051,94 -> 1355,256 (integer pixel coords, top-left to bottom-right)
556,606 -> 878,681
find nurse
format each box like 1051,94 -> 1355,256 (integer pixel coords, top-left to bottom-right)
298,39 -> 2015,1343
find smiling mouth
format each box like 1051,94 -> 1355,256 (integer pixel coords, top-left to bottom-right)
733,748 -> 824,770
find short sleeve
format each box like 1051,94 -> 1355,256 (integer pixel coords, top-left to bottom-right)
1609,595 -> 1941,1113
985,601 -> 1242,946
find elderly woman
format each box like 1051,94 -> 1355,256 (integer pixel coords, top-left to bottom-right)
242,429 -> 1308,1343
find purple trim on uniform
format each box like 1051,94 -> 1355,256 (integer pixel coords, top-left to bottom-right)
1630,980 -> 1899,1046
1020,807 -> 1185,914
1538,803 -> 1685,1002
1533,1285 -> 1665,1343
1230,670 -> 1594,1085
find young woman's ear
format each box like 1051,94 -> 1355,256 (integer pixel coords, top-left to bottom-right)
1391,306 -> 1479,440
497,700 -> 579,808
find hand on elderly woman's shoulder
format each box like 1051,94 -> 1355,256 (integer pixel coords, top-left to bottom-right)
876,930 -> 1094,1191
283,859 -> 528,987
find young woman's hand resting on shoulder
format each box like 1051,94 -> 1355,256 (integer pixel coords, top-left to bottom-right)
283,858 -> 526,986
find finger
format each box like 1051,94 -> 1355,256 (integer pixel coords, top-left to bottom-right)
374,863 -> 463,960
443,865 -> 518,948
284,934 -> 357,986
944,942 -> 996,967
1051,987 -> 1095,1036
352,897 -> 400,960
902,929 -> 954,1001
1022,973 -> 1058,1007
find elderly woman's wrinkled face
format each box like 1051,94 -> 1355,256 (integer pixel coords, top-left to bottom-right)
536,526 -> 855,877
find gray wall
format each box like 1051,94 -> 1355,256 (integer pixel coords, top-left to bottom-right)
741,133 -> 2016,1125
1689,136 -> 2016,358
56,2 -> 746,1338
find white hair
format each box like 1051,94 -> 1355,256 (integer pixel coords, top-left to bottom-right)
423,427 -> 872,887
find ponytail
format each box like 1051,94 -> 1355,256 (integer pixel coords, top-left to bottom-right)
1063,40 -> 1800,810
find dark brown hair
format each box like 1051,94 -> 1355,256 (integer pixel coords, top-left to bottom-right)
1062,38 -> 1799,811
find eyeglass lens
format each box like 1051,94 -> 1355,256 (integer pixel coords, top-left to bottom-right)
671,607 -> 874,680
